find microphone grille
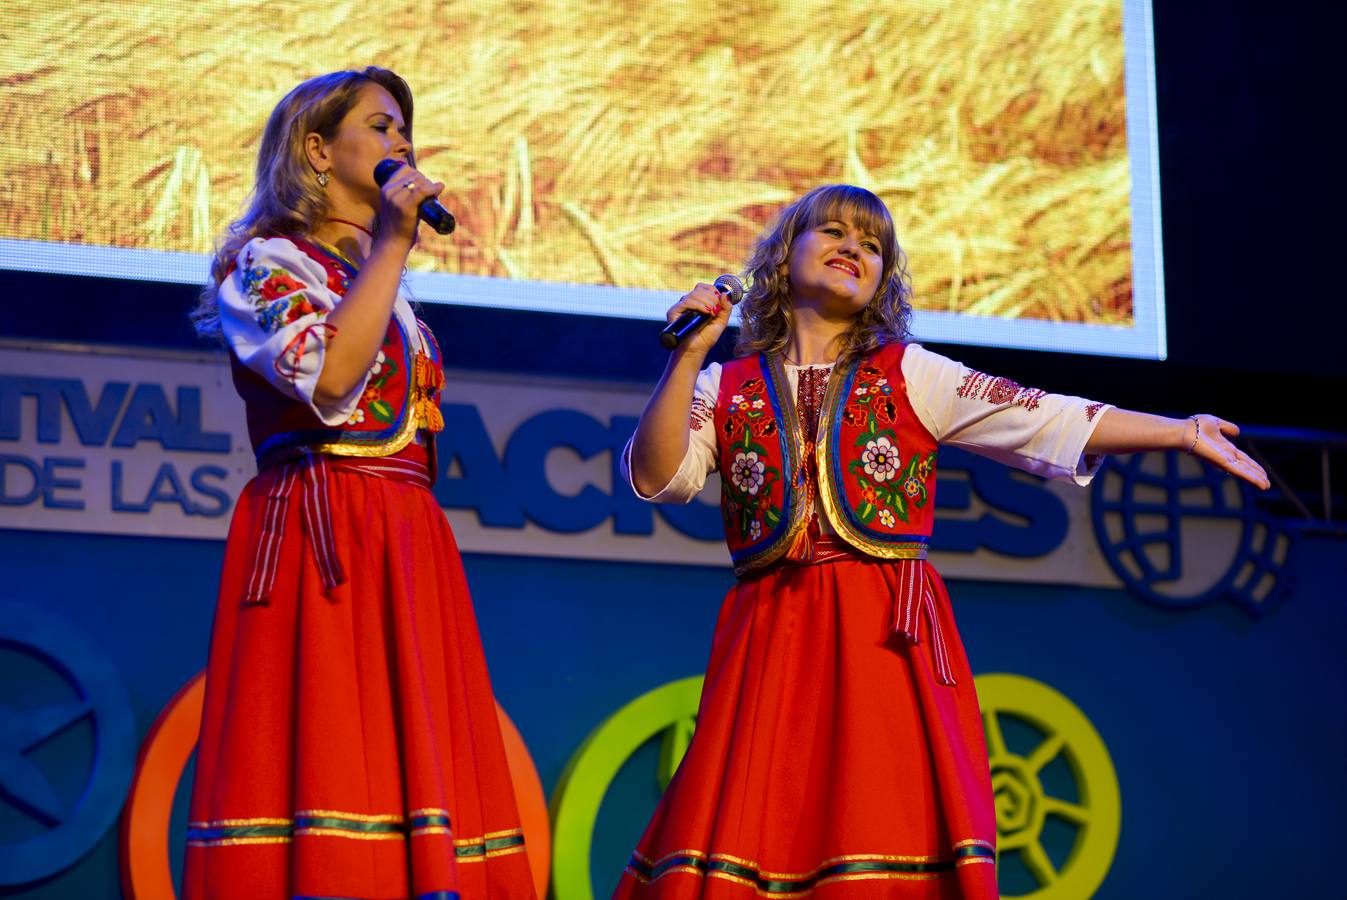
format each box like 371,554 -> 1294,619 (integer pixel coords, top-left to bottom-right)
713,274 -> 745,305
373,158 -> 403,186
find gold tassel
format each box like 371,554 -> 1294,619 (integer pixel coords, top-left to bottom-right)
411,352 -> 445,433
785,442 -> 820,562
416,399 -> 444,433
785,521 -> 814,562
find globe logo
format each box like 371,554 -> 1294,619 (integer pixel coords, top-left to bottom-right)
1091,451 -> 1294,615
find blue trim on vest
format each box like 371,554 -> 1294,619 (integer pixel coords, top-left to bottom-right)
727,354 -> 798,564
417,319 -> 441,365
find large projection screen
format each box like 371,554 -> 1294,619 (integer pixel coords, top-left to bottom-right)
1,0 -> 1164,358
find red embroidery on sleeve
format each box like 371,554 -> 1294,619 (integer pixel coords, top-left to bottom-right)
955,369 -> 1044,411
955,370 -> 988,400
689,397 -> 714,432
246,263 -> 327,335
1013,389 -> 1046,412
274,322 -> 338,386
259,270 -> 305,301
1085,402 -> 1104,422
986,376 -> 1019,405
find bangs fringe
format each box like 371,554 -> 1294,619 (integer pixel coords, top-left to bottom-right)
794,185 -> 895,251
735,184 -> 914,363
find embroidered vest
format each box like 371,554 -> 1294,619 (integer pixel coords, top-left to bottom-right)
714,343 -> 938,576
230,237 -> 445,464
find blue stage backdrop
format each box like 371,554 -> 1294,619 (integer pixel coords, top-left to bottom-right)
0,338 -> 1342,900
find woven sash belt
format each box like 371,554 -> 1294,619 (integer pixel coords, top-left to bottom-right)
241,453 -> 431,606
891,557 -> 957,687
775,536 -> 957,687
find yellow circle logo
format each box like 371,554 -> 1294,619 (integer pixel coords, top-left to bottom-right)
979,673 -> 1121,900
550,673 -> 1120,900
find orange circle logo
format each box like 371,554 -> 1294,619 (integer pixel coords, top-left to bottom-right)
118,671 -> 551,898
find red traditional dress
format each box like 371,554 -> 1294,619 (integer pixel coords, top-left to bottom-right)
183,236 -> 535,899
615,343 -> 1110,899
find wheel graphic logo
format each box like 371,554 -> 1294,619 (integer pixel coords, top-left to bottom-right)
549,676 -> 704,900
978,673 -> 1121,900
550,674 -> 1120,899
1091,451 -> 1293,615
0,601 -> 136,886
120,670 -> 552,898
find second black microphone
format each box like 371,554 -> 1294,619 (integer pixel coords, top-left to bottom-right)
659,274 -> 745,350
373,159 -> 456,235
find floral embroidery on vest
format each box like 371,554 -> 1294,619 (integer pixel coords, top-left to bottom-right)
324,267 -> 351,295
717,347 -> 932,574
843,364 -> 937,528
720,374 -> 784,543
349,334 -> 402,426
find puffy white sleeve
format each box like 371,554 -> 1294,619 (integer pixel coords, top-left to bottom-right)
218,236 -> 370,425
902,343 -> 1112,484
621,362 -> 722,503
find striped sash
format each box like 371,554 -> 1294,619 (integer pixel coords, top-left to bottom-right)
242,452 -> 431,606
768,538 -> 957,687
891,558 -> 957,687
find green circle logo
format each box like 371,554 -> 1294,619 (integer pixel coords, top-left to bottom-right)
549,673 -> 1120,900
549,677 -> 702,899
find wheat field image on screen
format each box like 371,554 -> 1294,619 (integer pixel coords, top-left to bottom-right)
3,0 -> 1133,324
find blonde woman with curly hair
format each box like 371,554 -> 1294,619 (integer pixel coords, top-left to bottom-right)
183,68 -> 535,899
617,184 -> 1266,897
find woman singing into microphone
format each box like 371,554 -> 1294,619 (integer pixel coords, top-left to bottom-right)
615,184 -> 1268,898
184,68 -> 534,899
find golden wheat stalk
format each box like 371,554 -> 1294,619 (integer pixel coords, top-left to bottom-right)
2,0 -> 1133,324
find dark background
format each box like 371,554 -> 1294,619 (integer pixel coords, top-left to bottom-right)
1,1 -> 1336,425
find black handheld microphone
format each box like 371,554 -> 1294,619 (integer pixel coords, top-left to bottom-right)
373,159 -> 456,234
659,274 -> 745,350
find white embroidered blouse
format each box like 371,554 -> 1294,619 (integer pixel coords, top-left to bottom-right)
625,344 -> 1112,505
218,236 -> 426,426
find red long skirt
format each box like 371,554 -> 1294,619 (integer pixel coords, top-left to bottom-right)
612,557 -> 998,899
183,450 -> 535,899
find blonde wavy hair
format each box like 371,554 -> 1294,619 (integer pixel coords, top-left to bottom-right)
735,184 -> 913,362
191,67 -> 415,338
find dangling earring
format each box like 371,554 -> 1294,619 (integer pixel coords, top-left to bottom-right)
316,170 -> 330,188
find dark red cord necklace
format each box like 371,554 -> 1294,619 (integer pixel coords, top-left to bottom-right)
326,217 -> 374,238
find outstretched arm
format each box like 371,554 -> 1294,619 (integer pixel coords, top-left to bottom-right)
901,345 -> 1270,490
1086,409 -> 1269,489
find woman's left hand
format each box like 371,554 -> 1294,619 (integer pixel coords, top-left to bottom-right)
375,162 -> 444,248
1188,415 -> 1270,490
